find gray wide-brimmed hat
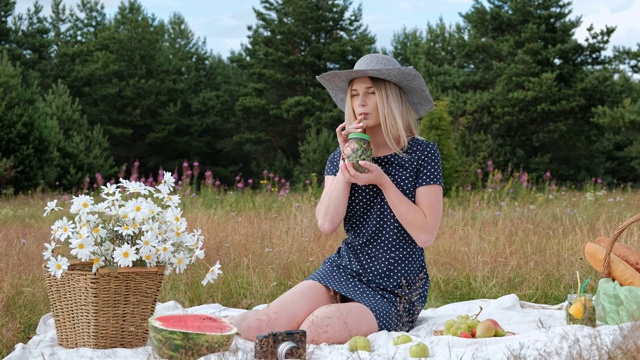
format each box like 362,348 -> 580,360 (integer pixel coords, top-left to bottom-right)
316,53 -> 434,117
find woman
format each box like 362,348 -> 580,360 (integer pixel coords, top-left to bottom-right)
230,53 -> 443,345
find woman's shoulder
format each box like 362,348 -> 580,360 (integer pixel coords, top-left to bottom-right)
328,146 -> 341,160
408,137 -> 439,155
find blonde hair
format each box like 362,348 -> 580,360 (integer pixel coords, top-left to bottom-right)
344,77 -> 420,154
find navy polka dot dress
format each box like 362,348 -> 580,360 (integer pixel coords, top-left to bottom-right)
307,137 -> 443,332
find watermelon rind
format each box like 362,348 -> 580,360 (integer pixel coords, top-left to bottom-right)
148,314 -> 237,360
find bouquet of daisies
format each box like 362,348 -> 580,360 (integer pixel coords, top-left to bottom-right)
43,171 -> 221,286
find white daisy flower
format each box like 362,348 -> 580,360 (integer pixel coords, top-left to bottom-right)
157,192 -> 180,207
191,247 -> 205,262
90,223 -> 107,240
158,242 -> 174,262
113,244 -> 138,267
171,252 -> 188,274
114,218 -> 135,237
70,230 -> 95,261
43,200 -> 62,217
136,232 -> 157,253
43,241 -> 56,260
93,201 -> 111,214
140,249 -> 157,266
47,255 -> 70,279
52,217 -> 75,241
91,255 -> 105,272
100,183 -> 119,196
168,224 -> 187,243
146,202 -> 162,218
122,180 -> 150,195
201,261 -> 222,286
43,171 -> 220,286
159,171 -> 175,191
165,207 -> 185,224
124,197 -> 150,224
183,232 -> 199,248
70,195 -> 93,215
141,220 -> 160,237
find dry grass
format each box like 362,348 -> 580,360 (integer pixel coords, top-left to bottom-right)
1,189 -> 639,357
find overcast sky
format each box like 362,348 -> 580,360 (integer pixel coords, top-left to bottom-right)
14,0 -> 640,57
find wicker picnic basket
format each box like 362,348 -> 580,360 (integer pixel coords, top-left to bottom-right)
43,262 -> 165,348
593,213 -> 640,325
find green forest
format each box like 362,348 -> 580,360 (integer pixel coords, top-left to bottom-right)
1,0 -> 639,194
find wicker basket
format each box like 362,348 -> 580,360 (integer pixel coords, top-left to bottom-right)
594,213 -> 640,324
601,213 -> 640,280
43,262 -> 165,349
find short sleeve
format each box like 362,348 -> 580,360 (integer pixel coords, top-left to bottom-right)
416,142 -> 444,188
324,147 -> 342,176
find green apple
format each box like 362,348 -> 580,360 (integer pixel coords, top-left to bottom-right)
393,334 -> 413,346
348,335 -> 371,352
409,342 -> 429,358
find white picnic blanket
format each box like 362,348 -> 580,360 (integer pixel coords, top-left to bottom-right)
7,294 -> 637,359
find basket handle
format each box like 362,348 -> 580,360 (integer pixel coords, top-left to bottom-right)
602,213 -> 640,279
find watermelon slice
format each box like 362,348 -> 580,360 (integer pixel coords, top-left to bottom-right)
148,313 -> 237,360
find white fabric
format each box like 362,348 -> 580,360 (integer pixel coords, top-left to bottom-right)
7,294 -> 636,359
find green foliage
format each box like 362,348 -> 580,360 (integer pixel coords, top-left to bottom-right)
2,0 -> 640,193
5,1 -> 52,87
0,0 -> 16,46
613,43 -> 640,75
294,125 -> 337,186
45,1 -> 249,185
37,80 -> 116,190
592,97 -> 640,182
392,19 -> 465,99
419,100 -> 471,194
0,52 -> 56,193
445,0 -> 621,183
229,0 -> 376,180
0,51 -> 115,193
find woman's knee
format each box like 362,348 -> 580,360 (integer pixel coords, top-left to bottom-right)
234,306 -> 287,340
300,303 -> 378,344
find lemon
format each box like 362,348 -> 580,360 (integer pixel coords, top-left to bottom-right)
583,296 -> 593,309
568,298 -> 585,320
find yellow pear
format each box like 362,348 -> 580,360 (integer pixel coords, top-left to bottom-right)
475,320 -> 496,338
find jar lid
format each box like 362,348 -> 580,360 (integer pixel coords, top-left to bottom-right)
347,133 -> 371,141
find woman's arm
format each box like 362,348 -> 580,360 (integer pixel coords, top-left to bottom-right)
315,173 -> 351,234
343,160 -> 443,248
379,180 -> 443,248
315,120 -> 368,234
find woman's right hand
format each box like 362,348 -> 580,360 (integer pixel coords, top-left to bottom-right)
335,117 -> 366,152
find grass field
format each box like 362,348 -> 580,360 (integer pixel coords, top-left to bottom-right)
1,185 -> 639,357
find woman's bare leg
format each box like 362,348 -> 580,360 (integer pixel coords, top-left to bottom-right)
301,302 -> 378,345
229,280 -> 336,341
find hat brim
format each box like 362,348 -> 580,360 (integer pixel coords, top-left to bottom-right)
316,67 -> 434,117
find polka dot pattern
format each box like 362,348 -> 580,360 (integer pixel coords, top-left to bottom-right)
307,137 -> 444,331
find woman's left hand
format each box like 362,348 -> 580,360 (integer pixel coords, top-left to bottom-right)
339,160 -> 388,186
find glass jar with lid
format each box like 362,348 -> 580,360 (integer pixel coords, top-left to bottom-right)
343,133 -> 373,173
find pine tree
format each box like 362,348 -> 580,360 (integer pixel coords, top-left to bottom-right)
0,0 -> 15,47
229,0 -> 376,179
37,80 -> 116,191
0,52 -> 57,192
6,1 -> 53,87
449,0 -> 618,181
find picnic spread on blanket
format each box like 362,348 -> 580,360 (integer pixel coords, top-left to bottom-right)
8,214 -> 640,359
